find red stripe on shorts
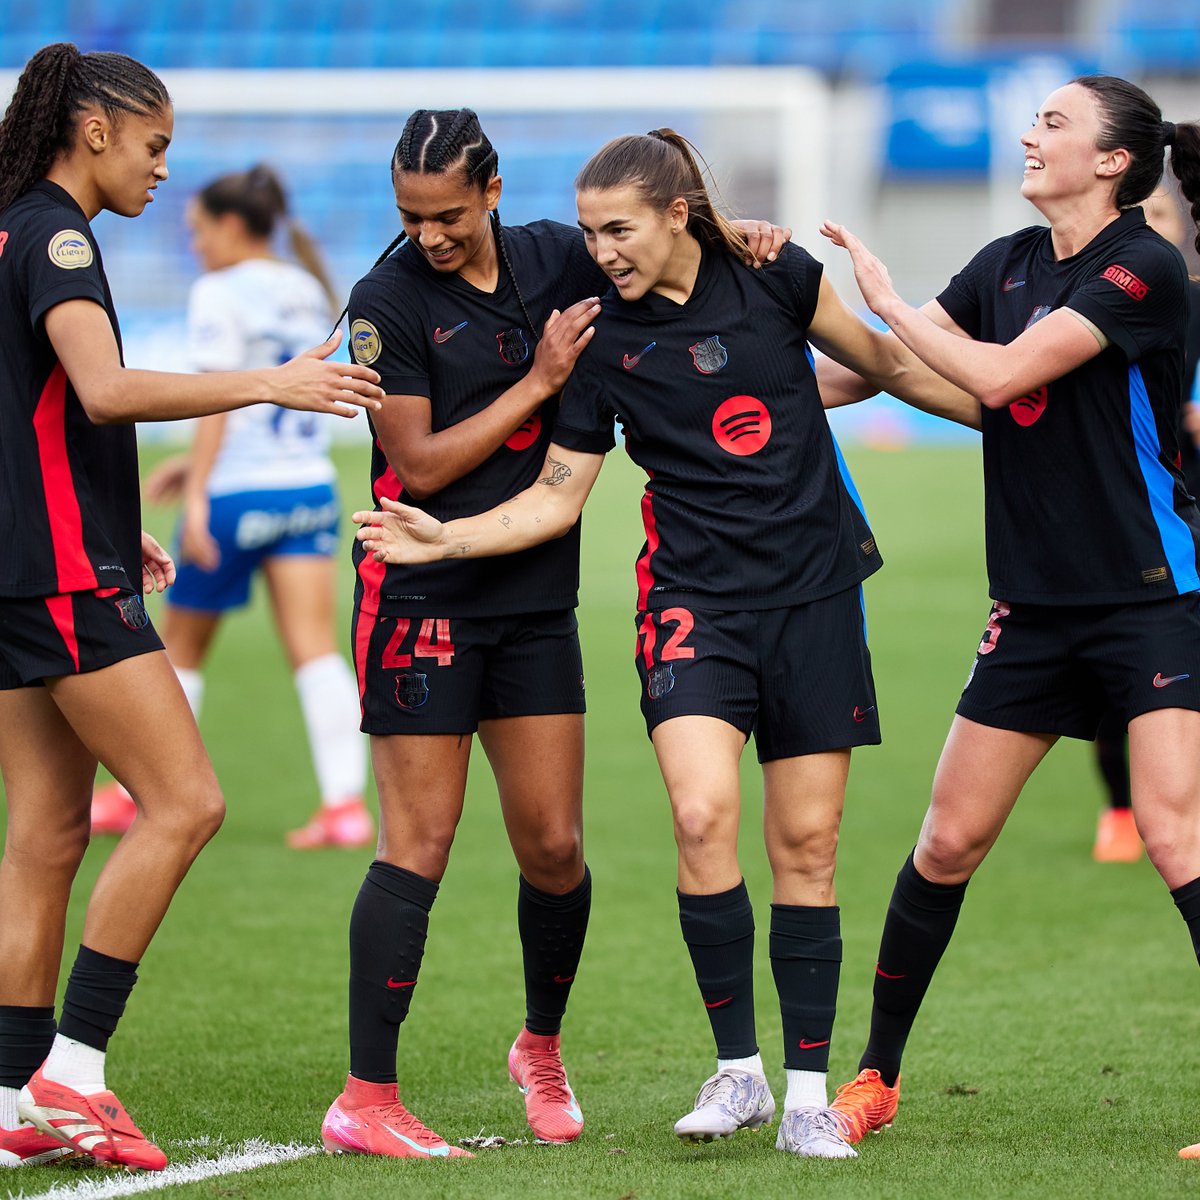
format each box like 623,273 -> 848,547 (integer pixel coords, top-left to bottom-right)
44,593 -> 80,672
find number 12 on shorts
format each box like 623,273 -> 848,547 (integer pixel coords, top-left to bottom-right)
382,617 -> 456,668
637,607 -> 696,667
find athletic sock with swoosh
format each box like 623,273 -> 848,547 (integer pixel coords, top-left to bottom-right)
861,851 -> 968,1086
770,904 -> 841,1074
349,861 -> 439,1084
1170,875 -> 1200,961
518,866 -> 592,1036
678,881 -> 758,1059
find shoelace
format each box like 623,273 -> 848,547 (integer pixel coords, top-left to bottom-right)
790,1107 -> 847,1144
521,1050 -> 571,1106
694,1070 -> 756,1112
379,1101 -> 444,1146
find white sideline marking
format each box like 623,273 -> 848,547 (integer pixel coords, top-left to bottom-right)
6,1139 -> 321,1199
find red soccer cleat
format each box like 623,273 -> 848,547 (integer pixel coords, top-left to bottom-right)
830,1068 -> 901,1144
286,798 -> 375,850
321,1075 -> 472,1159
1093,807 -> 1143,863
90,782 -> 136,837
18,1068 -> 167,1171
508,1028 -> 584,1143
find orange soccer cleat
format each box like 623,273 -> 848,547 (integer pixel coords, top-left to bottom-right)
508,1029 -> 584,1143
830,1068 -> 901,1144
18,1068 -> 167,1171
321,1075 -> 472,1159
1092,807 -> 1143,863
0,1122 -> 77,1168
286,798 -> 375,850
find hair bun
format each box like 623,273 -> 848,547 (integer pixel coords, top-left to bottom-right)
1163,120 -> 1177,146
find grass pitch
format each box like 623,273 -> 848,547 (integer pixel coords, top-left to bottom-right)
3,442 -> 1198,1199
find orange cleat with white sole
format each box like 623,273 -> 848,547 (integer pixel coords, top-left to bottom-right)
830,1068 -> 901,1144
508,1029 -> 583,1143
286,798 -> 375,850
90,782 -> 136,837
1181,1142 -> 1200,1159
321,1075 -> 472,1159
18,1069 -> 167,1171
0,1123 -> 77,1168
1093,807 -> 1143,863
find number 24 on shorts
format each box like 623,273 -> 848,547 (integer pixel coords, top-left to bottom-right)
382,617 -> 456,668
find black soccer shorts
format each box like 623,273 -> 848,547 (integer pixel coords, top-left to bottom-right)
352,606 -> 586,736
633,585 -> 881,762
0,587 -> 162,689
956,592 -> 1200,739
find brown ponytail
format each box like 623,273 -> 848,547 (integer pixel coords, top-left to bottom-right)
575,128 -> 751,265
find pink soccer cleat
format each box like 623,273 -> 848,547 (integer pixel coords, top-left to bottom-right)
286,798 -> 375,850
0,1123 -> 77,1168
18,1068 -> 167,1171
321,1075 -> 471,1159
90,782 -> 136,837
508,1028 -> 584,1143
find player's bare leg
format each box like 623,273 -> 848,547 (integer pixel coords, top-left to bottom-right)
481,714 -> 588,1143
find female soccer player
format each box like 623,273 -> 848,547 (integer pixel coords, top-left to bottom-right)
90,164 -> 370,849
354,127 -> 970,1160
316,109 -> 794,1159
0,43 -> 381,1172
815,76 -> 1200,1158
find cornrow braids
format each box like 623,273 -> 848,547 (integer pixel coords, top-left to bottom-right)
493,212 -> 539,345
0,42 -> 169,212
391,108 -> 498,193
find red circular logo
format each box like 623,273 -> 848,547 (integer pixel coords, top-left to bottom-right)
712,396 -> 772,455
1010,386 -> 1047,427
506,413 -> 541,451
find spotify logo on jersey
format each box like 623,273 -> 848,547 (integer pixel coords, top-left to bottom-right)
712,395 -> 772,455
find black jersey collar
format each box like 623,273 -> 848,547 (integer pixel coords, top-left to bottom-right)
1040,205 -> 1146,266
628,236 -> 722,319
29,179 -> 89,219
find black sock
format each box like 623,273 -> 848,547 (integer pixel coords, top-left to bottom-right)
1171,876 -> 1200,962
860,852 -> 968,1087
770,904 -> 841,1072
1095,736 -> 1131,809
518,866 -> 591,1037
348,860 -> 439,1084
58,945 -> 138,1052
0,1006 -> 56,1091
678,880 -> 758,1060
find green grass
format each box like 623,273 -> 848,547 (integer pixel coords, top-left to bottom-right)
4,443 -> 1199,1199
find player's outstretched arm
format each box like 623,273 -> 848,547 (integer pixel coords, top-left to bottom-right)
373,297 -> 600,500
819,220 -> 1105,409
354,443 -> 604,566
45,300 -> 383,424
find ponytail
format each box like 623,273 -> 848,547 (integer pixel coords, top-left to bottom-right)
575,128 -> 751,265
1168,123 -> 1200,256
0,42 -> 169,212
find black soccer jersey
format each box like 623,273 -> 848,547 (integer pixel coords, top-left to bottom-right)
0,181 -> 139,597
348,219 -> 605,617
553,240 -> 881,612
938,207 -> 1200,605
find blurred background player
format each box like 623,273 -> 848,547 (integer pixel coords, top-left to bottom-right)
1090,187 -> 1200,863
90,164 -> 371,849
0,42 -> 381,1172
354,126 -> 972,1161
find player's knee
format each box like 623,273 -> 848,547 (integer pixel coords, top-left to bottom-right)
672,795 -> 735,853
517,826 -> 583,888
7,814 -> 90,876
771,822 -> 840,882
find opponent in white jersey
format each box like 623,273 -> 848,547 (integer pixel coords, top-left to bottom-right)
91,165 -> 370,849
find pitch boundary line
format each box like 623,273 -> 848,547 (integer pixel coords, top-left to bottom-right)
5,1139 -> 322,1199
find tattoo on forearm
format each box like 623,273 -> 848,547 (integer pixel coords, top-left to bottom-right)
499,514 -> 513,528
539,456 -> 572,486
450,543 -> 471,557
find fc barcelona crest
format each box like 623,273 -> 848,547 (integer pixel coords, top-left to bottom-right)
496,328 -> 530,365
646,663 -> 676,700
395,672 -> 430,709
115,594 -> 150,631
689,335 -> 727,374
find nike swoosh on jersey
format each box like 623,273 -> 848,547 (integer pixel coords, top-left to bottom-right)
623,341 -> 656,369
1002,277 -> 1026,291
1153,672 -> 1191,688
433,321 -> 468,343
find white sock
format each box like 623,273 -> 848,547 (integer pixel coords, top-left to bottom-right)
174,666 -> 205,719
784,1068 -> 828,1110
717,1052 -> 766,1079
0,1085 -> 19,1130
294,653 -> 366,807
40,1035 -> 106,1096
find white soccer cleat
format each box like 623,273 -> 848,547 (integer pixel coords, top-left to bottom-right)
673,1068 -> 775,1142
776,1106 -> 858,1159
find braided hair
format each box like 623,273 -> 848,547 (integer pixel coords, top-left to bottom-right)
575,129 -> 752,265
196,164 -> 339,313
331,109 -> 539,341
0,42 -> 170,213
